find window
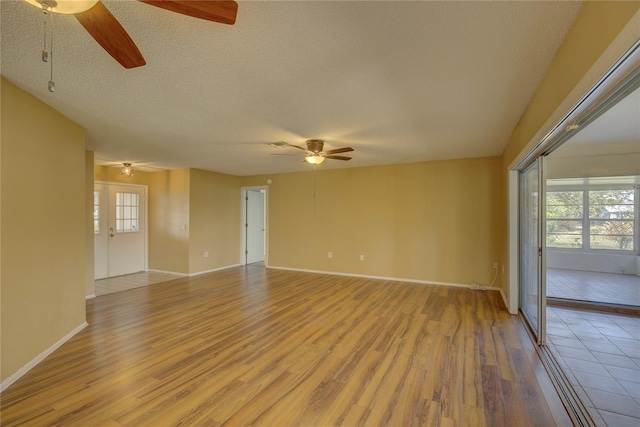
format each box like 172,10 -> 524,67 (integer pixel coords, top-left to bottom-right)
589,190 -> 634,250
94,191 -> 100,234
115,192 -> 139,233
546,184 -> 637,252
546,191 -> 583,248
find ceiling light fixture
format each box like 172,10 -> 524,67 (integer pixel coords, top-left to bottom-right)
120,163 -> 135,178
24,0 -> 99,14
305,155 -> 325,165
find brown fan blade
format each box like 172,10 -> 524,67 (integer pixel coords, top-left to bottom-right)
75,2 -> 146,69
139,0 -> 237,25
325,147 -> 354,155
325,155 -> 352,161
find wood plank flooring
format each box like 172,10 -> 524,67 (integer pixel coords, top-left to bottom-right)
1,267 -> 569,426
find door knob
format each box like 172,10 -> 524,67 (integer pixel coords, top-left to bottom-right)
110,233 -> 115,237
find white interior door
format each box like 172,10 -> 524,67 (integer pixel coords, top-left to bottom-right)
246,189 -> 265,264
94,184 -> 109,279
94,183 -> 146,279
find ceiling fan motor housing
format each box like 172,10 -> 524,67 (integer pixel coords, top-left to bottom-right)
306,139 -> 324,154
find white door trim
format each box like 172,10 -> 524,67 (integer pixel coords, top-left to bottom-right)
95,181 -> 149,275
240,186 -> 269,266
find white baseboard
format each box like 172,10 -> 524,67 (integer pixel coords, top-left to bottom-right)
1,321 -> 88,393
85,294 -> 96,300
146,269 -> 188,276
188,264 -> 241,277
267,265 -> 503,292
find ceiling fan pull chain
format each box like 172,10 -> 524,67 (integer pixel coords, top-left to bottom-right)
48,6 -> 55,93
313,165 -> 317,217
41,5 -> 48,62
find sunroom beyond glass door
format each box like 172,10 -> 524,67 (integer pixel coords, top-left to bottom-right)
520,159 -> 546,344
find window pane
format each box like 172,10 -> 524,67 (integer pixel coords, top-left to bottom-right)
547,191 -> 583,219
590,219 -> 634,250
589,204 -> 634,219
546,191 -> 584,249
94,219 -> 99,234
547,219 -> 582,248
589,190 -> 635,251
115,192 -> 140,233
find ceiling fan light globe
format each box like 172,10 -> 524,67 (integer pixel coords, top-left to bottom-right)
120,163 -> 135,178
25,0 -> 99,14
305,155 -> 325,165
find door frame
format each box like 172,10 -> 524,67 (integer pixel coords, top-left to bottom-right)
240,185 -> 269,266
94,181 -> 149,276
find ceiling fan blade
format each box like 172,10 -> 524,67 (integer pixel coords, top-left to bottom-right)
325,147 -> 354,155
285,143 -> 309,152
75,1 -> 146,69
138,0 -> 237,25
325,155 -> 352,161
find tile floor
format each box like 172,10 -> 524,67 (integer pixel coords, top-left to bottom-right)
547,268 -> 640,307
94,271 -> 185,296
547,306 -> 640,427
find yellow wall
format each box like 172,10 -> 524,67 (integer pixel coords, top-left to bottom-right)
1,78 -> 86,383
147,168 -> 190,274
242,157 -> 503,287
189,169 -> 241,273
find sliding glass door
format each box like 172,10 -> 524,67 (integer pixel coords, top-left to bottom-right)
520,158 -> 547,345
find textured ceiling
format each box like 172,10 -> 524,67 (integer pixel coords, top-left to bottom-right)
1,0 -> 584,175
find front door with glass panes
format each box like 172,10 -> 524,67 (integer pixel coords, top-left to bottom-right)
94,183 -> 146,279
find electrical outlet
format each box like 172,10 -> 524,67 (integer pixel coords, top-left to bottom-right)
493,262 -> 498,269
359,254 -> 365,261
204,250 -> 209,257
470,283 -> 480,290
328,251 -> 333,259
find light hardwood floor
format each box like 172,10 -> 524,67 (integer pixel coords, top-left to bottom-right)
1,267 -> 570,426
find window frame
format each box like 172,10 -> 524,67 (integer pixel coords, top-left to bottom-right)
115,191 -> 140,234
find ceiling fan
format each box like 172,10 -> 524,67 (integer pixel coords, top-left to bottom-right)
272,140 -> 354,165
25,0 -> 238,69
